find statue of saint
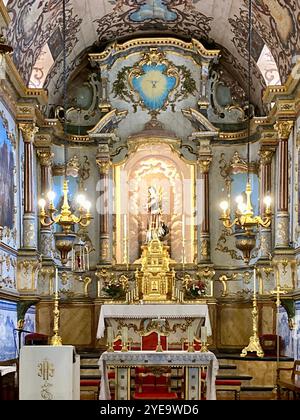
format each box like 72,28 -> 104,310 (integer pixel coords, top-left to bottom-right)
146,186 -> 169,242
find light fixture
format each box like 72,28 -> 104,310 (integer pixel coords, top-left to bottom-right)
39,182 -> 92,234
219,0 -> 272,263
38,0 -> 92,265
72,236 -> 90,273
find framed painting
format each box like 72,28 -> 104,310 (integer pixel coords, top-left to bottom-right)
0,111 -> 16,237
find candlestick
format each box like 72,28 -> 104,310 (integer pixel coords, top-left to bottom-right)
241,265 -> 264,358
50,285 -> 62,346
182,214 -> 186,268
200,326 -> 209,352
107,326 -> 114,352
107,326 -> 113,342
187,326 -> 195,352
123,214 -> 129,269
121,326 -> 128,352
201,326 -> 207,343
55,268 -> 58,294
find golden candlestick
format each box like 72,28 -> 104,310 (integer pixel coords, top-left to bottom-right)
156,339 -> 164,353
121,343 -> 128,352
200,342 -> 209,353
241,267 -> 264,358
50,292 -> 62,346
187,343 -> 195,353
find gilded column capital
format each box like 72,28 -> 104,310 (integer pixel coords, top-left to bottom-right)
37,149 -> 54,167
274,120 -> 294,140
19,123 -> 39,143
96,158 -> 111,175
198,157 -> 212,174
96,143 -> 111,174
259,150 -> 274,166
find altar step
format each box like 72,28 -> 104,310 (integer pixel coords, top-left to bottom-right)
217,386 -> 275,401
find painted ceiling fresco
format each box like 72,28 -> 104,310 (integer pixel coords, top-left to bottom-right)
6,0 -> 299,112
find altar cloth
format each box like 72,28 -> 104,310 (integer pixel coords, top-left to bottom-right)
97,304 -> 211,338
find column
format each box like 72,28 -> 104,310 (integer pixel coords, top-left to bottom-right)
259,149 -> 274,259
96,144 -> 111,265
37,148 -> 54,259
274,120 -> 294,248
19,123 -> 38,249
198,157 -> 212,263
198,63 -> 210,111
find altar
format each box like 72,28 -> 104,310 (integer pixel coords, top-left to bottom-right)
98,350 -> 219,400
97,304 -> 211,349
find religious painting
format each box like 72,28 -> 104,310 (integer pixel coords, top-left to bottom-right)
129,0 -> 178,22
0,300 -> 17,361
298,152 -> 300,225
0,300 -> 35,361
0,113 -> 15,231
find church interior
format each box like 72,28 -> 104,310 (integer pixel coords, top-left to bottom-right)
1,0 -> 300,401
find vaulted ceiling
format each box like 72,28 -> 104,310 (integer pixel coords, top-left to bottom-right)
5,0 -> 300,114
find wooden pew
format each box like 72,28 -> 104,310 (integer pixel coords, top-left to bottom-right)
0,359 -> 18,400
277,360 -> 300,400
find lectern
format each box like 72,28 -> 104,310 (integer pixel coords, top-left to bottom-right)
19,345 -> 80,400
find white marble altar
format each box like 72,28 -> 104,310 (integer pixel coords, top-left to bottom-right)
97,304 -> 212,342
98,350 -> 219,400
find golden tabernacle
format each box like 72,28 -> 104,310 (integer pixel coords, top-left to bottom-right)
135,236 -> 175,301
1,0 -> 300,402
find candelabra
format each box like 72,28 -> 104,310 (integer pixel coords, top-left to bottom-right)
39,180 -> 92,264
220,182 -> 272,262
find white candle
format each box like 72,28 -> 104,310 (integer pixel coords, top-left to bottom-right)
122,326 -> 128,344
124,214 -> 127,238
188,326 -> 194,344
253,268 -> 256,295
107,326 -> 113,344
182,214 -> 185,238
55,268 -> 58,294
201,326 -> 207,343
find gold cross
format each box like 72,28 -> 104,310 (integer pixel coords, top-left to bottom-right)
270,285 -> 287,307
